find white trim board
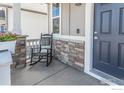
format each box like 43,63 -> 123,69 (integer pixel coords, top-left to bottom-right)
85,70 -> 117,85
53,34 -> 85,43
84,3 -> 94,73
90,69 -> 124,85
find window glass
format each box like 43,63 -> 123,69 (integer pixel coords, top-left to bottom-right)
52,3 -> 59,17
53,18 -> 59,33
0,7 -> 7,33
0,10 -> 5,20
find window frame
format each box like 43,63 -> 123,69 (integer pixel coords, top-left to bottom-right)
51,3 -> 61,35
0,7 -> 8,33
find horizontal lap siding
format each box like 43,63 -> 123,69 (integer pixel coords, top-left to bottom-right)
61,3 -> 85,36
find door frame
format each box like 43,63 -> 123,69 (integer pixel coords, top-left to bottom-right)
84,3 -> 119,85
84,3 -> 94,73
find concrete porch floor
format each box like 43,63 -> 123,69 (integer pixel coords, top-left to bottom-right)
11,59 -> 107,85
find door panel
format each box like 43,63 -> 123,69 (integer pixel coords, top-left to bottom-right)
94,3 -> 124,80
99,41 -> 111,63
118,43 -> 124,68
100,10 -> 112,34
119,8 -> 124,34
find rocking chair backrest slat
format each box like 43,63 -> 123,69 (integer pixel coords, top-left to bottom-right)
39,33 -> 53,51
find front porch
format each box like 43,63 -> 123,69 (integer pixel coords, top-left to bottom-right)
11,58 -> 105,85
1,3 -> 123,86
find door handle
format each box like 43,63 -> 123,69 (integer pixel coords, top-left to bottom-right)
94,31 -> 98,34
94,36 -> 98,40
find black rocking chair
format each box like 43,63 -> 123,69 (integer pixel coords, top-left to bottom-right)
30,33 -> 53,66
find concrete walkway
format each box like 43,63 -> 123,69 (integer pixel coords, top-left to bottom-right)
11,59 -> 106,85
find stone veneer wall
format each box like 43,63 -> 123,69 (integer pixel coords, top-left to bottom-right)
53,39 -> 85,71
11,35 -> 27,69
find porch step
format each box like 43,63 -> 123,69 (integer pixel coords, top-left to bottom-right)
90,69 -> 124,85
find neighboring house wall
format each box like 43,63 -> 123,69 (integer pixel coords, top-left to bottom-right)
8,8 -> 13,32
7,4 -> 48,39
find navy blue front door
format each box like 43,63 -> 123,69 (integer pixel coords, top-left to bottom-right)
93,4 -> 124,80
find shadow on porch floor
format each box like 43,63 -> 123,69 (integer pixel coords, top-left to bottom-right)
11,59 -> 107,85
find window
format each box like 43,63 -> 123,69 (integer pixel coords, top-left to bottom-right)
52,3 -> 60,34
0,7 -> 7,33
0,10 -> 5,20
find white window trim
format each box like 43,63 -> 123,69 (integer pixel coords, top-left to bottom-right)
51,3 -> 61,35
52,16 -> 60,19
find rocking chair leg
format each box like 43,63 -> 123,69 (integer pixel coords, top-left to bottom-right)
46,54 -> 49,67
30,56 -> 43,66
30,55 -> 33,66
50,52 -> 52,62
30,49 -> 33,66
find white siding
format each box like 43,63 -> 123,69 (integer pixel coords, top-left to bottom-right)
70,3 -> 85,36
8,4 -> 48,39
21,11 -> 48,39
61,3 -> 69,35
